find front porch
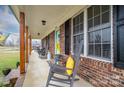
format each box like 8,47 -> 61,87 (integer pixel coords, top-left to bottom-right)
7,5 -> 124,87
21,50 -> 93,87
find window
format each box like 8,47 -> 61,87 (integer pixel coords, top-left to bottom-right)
73,12 -> 84,54
88,5 -> 111,59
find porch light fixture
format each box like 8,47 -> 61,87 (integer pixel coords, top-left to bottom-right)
42,20 -> 46,25
37,32 -> 40,36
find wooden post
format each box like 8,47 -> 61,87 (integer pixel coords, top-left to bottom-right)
20,12 -> 25,74
29,35 -> 32,55
26,26 -> 29,63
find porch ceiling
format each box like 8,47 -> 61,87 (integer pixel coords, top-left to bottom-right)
11,5 -> 86,39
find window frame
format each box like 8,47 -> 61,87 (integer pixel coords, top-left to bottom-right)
71,5 -> 113,63
72,11 -> 84,55
87,5 -> 112,61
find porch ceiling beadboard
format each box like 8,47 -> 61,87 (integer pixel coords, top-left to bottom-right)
10,5 -> 86,39
10,5 -> 20,22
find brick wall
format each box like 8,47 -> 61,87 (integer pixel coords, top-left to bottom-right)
60,24 -> 65,54
47,23 -> 65,57
44,18 -> 124,87
49,31 -> 55,58
77,57 -> 124,87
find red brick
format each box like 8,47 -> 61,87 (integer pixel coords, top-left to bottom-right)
78,57 -> 124,87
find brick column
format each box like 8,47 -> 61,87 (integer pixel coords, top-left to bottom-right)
20,12 -> 25,74
26,26 -> 29,63
29,35 -> 32,55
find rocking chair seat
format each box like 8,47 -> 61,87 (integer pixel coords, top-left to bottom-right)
50,64 -> 72,76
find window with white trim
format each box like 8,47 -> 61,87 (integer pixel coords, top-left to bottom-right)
88,5 -> 111,59
73,12 -> 84,54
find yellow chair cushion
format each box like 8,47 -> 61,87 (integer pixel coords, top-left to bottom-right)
66,56 -> 74,75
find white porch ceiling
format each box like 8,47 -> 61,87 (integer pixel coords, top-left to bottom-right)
11,5 -> 86,39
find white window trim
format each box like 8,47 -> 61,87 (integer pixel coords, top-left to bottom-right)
71,5 -> 113,63
71,18 -> 73,53
80,54 -> 111,63
84,8 -> 88,57
110,5 -> 114,63
63,23 -> 65,54
71,5 -> 90,55
86,5 -> 113,62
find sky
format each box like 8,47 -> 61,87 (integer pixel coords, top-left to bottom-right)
0,5 -> 19,36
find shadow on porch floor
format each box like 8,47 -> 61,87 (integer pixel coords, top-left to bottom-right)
22,50 -> 93,87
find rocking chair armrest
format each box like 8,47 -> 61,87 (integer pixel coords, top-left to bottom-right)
51,64 -> 73,70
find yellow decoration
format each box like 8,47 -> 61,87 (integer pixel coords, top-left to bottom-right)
0,35 -> 6,42
56,42 -> 60,54
66,56 -> 74,75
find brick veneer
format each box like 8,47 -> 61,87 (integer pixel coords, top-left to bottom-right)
77,57 -> 124,87
48,24 -> 65,57
60,24 -> 65,54
49,31 -> 55,58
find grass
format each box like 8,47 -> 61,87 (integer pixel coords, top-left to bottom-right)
0,47 -> 20,76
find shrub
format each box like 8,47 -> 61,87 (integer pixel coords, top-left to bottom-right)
16,61 -> 20,68
2,68 -> 11,76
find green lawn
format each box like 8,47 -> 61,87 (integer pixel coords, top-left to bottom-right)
0,47 -> 20,76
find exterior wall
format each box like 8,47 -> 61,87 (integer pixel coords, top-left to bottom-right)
66,5 -> 124,87
73,5 -> 124,87
42,5 -> 124,87
49,31 -> 55,58
60,24 -> 65,54
42,37 -> 47,48
77,57 -> 124,87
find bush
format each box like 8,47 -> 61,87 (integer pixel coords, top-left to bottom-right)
2,68 -> 11,76
16,61 -> 20,68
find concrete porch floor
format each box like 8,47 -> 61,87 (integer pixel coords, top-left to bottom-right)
23,51 -> 93,87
